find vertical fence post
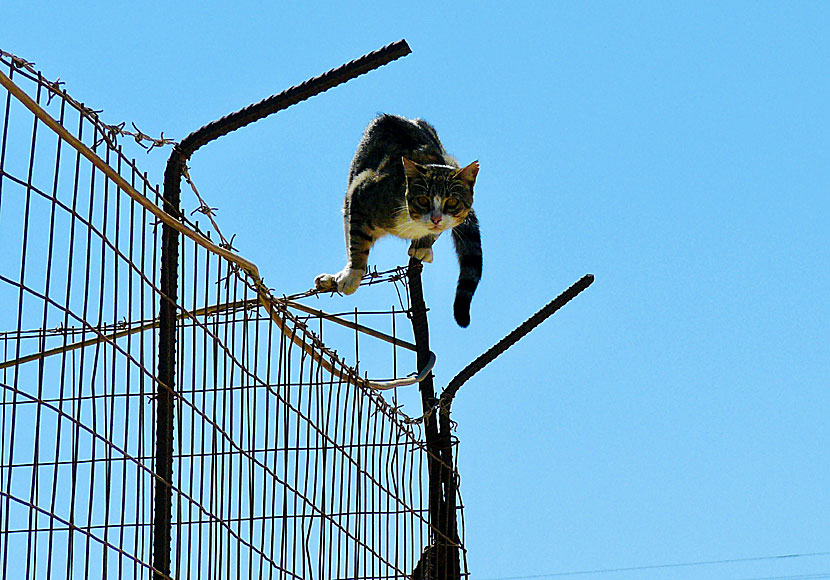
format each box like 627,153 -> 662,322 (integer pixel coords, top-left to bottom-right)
153,148 -> 185,580
407,258 -> 461,580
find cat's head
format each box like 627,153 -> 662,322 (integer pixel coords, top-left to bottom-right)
402,157 -> 479,233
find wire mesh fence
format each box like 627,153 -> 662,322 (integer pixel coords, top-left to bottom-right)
0,49 -> 465,580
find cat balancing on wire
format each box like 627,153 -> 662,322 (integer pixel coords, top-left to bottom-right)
315,114 -> 482,327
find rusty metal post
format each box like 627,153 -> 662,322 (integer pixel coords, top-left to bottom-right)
153,161 -> 180,580
407,258 -> 461,580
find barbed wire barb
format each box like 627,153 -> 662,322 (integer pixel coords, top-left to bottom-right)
1,48 -> 178,153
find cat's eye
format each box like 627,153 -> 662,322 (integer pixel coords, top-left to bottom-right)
416,196 -> 430,207
444,198 -> 459,211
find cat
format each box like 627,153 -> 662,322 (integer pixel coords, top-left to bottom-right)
314,114 -> 482,327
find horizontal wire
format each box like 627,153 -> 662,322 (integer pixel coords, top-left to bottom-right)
739,574 -> 830,580
3,506 -> 432,534
479,551 -> 830,580
5,438 -> 423,469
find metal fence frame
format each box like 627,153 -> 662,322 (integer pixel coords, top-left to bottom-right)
0,42 -> 472,580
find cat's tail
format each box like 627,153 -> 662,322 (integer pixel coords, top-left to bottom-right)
451,210 -> 482,327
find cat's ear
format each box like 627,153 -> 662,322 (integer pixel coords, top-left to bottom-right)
402,157 -> 425,179
455,161 -> 480,188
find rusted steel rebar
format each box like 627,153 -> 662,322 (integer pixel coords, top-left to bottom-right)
407,258 -> 462,580
439,274 -> 595,411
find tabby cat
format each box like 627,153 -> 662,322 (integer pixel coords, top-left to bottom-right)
314,114 -> 482,327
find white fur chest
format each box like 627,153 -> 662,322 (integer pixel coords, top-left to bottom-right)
386,214 -> 441,240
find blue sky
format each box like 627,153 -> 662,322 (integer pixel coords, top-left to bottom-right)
4,2 -> 829,579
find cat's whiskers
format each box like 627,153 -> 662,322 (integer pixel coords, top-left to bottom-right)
393,217 -> 426,239
392,204 -> 437,236
392,204 -> 410,219
390,205 -> 415,230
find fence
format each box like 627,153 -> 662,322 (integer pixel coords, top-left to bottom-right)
0,45 -> 465,580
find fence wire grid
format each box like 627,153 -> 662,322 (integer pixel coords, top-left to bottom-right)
0,50 -> 466,580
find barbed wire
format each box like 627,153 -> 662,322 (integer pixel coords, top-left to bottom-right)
181,166 -> 236,250
0,49 -> 176,153
178,165 -> 247,288
282,265 -> 411,302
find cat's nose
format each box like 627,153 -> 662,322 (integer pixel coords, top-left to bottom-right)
430,214 -> 442,225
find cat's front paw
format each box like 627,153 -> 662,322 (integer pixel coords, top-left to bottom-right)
314,268 -> 364,295
408,246 -> 434,263
314,273 -> 338,292
335,268 -> 364,294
